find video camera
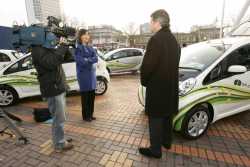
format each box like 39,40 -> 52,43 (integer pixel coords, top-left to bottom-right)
12,16 -> 76,49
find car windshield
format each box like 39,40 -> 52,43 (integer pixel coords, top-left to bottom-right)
179,43 -> 226,71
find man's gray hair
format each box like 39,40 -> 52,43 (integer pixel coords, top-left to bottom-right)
151,9 -> 170,28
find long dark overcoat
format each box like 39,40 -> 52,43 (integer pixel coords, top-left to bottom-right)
140,27 -> 181,117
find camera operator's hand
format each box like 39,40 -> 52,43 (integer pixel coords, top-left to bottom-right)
59,37 -> 68,45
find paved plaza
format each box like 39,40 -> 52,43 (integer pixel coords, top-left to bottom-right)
0,75 -> 250,167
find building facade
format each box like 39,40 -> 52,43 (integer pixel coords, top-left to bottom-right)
88,25 -> 127,50
191,25 -> 220,41
140,23 -> 151,35
174,32 -> 198,46
25,0 -> 62,25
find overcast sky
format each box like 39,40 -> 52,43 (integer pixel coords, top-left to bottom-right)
0,0 -> 249,32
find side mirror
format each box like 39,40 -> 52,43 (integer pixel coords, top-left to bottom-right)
22,63 -> 28,68
22,61 -> 33,69
228,65 -> 247,74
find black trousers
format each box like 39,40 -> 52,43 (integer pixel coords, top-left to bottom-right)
148,115 -> 173,154
81,90 -> 95,120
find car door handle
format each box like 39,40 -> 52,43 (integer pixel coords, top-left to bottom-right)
30,72 -> 38,76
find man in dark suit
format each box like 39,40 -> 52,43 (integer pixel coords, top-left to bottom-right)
139,9 -> 181,158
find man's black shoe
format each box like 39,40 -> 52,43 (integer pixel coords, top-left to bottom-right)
66,138 -> 73,143
139,148 -> 162,159
83,118 -> 92,122
162,143 -> 171,150
91,117 -> 96,120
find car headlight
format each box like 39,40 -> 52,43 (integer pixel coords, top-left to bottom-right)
179,78 -> 196,96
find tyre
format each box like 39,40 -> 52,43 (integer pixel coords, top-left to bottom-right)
181,104 -> 211,139
0,86 -> 18,107
95,78 -> 108,95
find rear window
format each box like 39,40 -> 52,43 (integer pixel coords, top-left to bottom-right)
0,53 -> 11,62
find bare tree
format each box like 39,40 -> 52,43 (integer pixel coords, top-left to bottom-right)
123,22 -> 139,36
122,22 -> 140,47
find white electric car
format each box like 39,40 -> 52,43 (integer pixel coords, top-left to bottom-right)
104,48 -> 144,74
0,50 -> 110,106
138,36 -> 250,139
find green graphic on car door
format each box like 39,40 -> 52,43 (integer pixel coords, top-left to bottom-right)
173,85 -> 250,131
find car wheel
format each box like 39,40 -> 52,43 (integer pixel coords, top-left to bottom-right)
95,78 -> 108,95
181,104 -> 210,139
0,86 -> 18,107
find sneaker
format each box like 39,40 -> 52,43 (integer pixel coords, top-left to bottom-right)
55,141 -> 74,153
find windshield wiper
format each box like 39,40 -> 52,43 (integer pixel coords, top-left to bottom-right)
179,67 -> 202,72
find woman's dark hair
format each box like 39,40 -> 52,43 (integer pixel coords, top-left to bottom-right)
77,29 -> 88,43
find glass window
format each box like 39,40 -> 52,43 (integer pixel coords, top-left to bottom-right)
0,53 -> 11,62
4,62 -> 19,75
127,50 -> 143,57
203,45 -> 250,85
180,43 -> 226,71
225,46 -> 250,70
4,56 -> 33,75
112,51 -> 128,59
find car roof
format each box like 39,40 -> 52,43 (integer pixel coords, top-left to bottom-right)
206,36 -> 250,46
0,50 -> 17,54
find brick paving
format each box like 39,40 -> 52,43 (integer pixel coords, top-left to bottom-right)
0,74 -> 250,167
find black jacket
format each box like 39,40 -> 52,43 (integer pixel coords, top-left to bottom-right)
140,27 -> 181,117
32,46 -> 70,98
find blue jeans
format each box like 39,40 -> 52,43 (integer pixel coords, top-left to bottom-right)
47,92 -> 66,149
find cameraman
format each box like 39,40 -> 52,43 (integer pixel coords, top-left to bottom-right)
31,33 -> 73,152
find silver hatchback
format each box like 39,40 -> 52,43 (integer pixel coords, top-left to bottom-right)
104,48 -> 144,74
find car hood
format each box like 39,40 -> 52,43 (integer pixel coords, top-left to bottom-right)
179,68 -> 201,81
